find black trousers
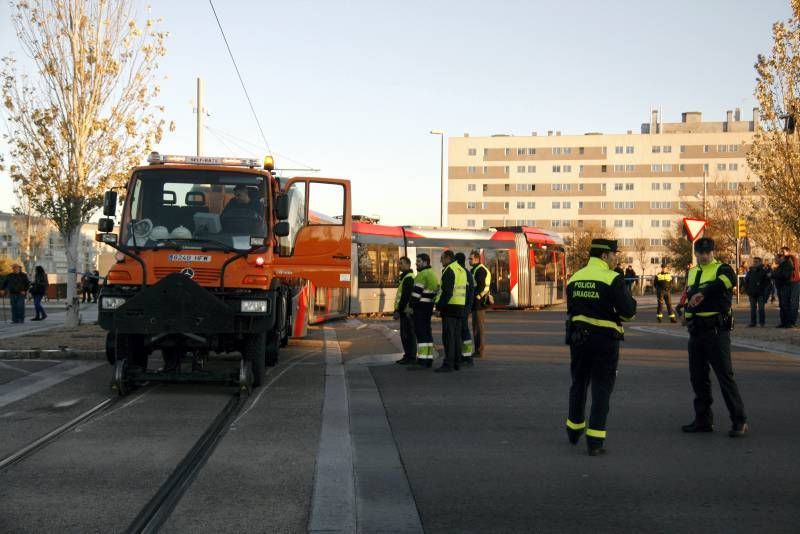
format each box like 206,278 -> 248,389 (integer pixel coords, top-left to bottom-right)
399,312 -> 416,359
441,315 -> 462,368
778,285 -> 792,326
688,329 -> 746,425
413,303 -> 435,359
472,308 -> 486,357
656,289 -> 673,317
748,294 -> 766,326
568,330 -> 619,444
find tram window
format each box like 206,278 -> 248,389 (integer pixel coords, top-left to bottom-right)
357,244 -> 399,288
535,249 -> 556,282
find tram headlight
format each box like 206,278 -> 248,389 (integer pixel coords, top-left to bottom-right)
101,296 -> 127,310
241,300 -> 269,313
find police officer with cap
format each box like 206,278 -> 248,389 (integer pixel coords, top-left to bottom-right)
682,237 -> 748,437
565,238 -> 637,456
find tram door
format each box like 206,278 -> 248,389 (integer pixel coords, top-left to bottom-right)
485,249 -> 511,306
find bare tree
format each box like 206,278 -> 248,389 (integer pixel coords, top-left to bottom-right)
565,227 -> 617,275
11,193 -> 51,274
1,0 -> 168,326
747,1 -> 800,241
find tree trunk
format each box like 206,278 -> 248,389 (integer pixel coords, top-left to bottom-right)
63,224 -> 83,328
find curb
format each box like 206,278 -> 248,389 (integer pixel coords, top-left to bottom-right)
0,349 -> 106,361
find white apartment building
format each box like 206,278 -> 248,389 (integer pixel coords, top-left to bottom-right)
447,109 -> 757,271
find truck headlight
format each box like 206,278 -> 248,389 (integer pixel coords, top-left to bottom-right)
101,296 -> 126,310
241,300 -> 268,313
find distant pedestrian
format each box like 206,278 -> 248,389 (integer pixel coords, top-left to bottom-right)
81,270 -> 93,303
614,263 -> 624,276
654,264 -> 676,323
1,263 -> 31,324
469,250 -> 492,359
435,250 -> 467,373
682,237 -> 748,437
91,270 -> 101,303
565,239 -> 637,456
410,253 -> 439,368
624,265 -> 637,292
744,257 -> 770,327
30,265 -> 49,321
780,246 -> 800,327
393,256 -> 417,365
455,252 -> 475,367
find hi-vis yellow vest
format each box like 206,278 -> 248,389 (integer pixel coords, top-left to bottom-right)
473,263 -> 492,298
443,262 -> 467,306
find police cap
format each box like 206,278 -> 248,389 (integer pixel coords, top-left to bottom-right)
694,237 -> 715,253
590,238 -> 618,253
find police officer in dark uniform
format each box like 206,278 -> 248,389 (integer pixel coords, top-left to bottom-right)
565,239 -> 637,456
682,237 -> 748,437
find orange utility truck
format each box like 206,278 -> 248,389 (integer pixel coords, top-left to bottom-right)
96,153 -> 351,394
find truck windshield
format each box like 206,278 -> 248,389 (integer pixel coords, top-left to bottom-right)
121,169 -> 268,251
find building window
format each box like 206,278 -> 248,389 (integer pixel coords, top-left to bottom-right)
468,201 -> 476,209
703,145 -> 711,153
601,220 -> 607,228
578,183 -> 584,191
663,145 -> 672,153
484,148 -> 489,158
729,163 -> 738,171
564,147 -> 572,155
650,257 -> 661,264
602,147 -> 607,155
614,164 -> 625,172
679,201 -> 687,209
614,220 -> 623,227
563,220 -> 572,227
527,165 -> 536,173
651,164 -> 662,172
579,147 -> 585,155
703,163 -> 709,173
483,166 -> 489,175
468,184 -> 476,191
528,148 -> 536,155
679,182 -> 686,191
504,166 -> 510,174
468,148 -> 477,156
517,201 -> 525,209
468,166 -> 476,174
615,146 -> 623,154
577,219 -> 584,227
652,183 -> 661,191
614,183 -> 623,191
626,164 -> 635,172
481,202 -> 488,209
563,184 -> 572,192
680,145 -> 686,153
625,183 -> 634,191
563,201 -> 572,209
517,148 -> 526,156
552,220 -> 561,227
504,202 -> 509,209
527,201 -> 535,209
600,201 -> 608,209
505,148 -> 512,156
663,182 -> 671,190
613,201 -> 634,209
578,201 -> 584,209
650,201 -> 673,209
728,182 -> 738,190
601,165 -> 608,173
482,184 -> 488,192
662,219 -> 671,227
563,165 -> 572,173
600,183 -> 607,192
552,147 -> 562,155
551,183 -> 562,191
517,165 -> 526,173
504,184 -> 510,191
552,165 -> 561,173
467,219 -> 476,227
651,220 -> 661,227
663,164 -> 673,172
652,145 -> 661,153
625,220 -> 634,227
626,146 -> 634,154
679,164 -> 685,172
717,163 -> 726,171
718,144 -> 728,153
552,201 -> 561,209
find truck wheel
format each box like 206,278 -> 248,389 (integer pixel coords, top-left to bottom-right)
266,331 -> 279,367
279,330 -> 289,348
112,333 -> 147,370
244,332 -> 266,387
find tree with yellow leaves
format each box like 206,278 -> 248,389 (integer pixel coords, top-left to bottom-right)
1,0 -> 169,326
748,0 -> 800,243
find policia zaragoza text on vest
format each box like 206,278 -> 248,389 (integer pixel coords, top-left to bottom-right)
565,239 -> 637,456
681,237 -> 748,437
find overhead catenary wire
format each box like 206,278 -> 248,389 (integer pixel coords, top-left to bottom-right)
205,123 -> 319,171
208,0 -> 272,156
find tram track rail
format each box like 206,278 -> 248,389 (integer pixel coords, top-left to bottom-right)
0,396 -> 117,473
124,392 -> 246,534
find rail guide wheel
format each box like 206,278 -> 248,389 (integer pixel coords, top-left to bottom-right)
112,358 -> 130,396
238,358 -> 252,395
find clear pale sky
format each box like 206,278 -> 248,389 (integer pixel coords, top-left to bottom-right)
0,0 -> 792,225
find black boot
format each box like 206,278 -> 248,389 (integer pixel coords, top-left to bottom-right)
566,427 -> 584,445
681,420 -> 714,433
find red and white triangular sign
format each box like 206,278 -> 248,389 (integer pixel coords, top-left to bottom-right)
683,218 -> 707,241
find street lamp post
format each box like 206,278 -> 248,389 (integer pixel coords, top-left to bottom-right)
430,130 -> 445,227
702,171 -> 707,220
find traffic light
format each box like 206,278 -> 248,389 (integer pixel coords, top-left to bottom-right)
737,218 -> 747,238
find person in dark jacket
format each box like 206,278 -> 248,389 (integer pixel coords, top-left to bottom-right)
780,246 -> 800,327
435,250 -> 467,373
773,252 -> 794,327
393,256 -> 417,364
624,265 -> 637,292
744,257 -> 770,327
565,239 -> 637,456
1,263 -> 31,323
30,265 -> 49,321
469,250 -> 492,358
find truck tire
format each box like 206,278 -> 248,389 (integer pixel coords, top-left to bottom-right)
244,332 -> 266,387
266,331 -> 279,367
110,333 -> 147,369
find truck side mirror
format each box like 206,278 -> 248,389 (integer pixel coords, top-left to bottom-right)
98,218 -> 114,232
103,191 -> 118,217
274,221 -> 290,237
275,193 -> 289,220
